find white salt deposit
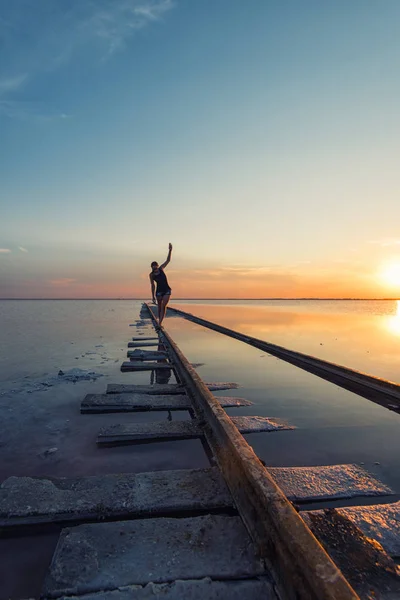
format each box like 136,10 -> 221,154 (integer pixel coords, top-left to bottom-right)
270,464 -> 394,502
57,368 -> 103,383
0,368 -> 103,397
337,501 -> 400,557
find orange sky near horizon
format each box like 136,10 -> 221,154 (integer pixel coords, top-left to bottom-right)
5,261 -> 398,299
2,240 -> 400,299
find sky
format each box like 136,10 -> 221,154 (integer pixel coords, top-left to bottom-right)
1,0 -> 400,299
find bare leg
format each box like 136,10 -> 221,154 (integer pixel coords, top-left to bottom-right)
157,296 -> 163,324
159,295 -> 170,326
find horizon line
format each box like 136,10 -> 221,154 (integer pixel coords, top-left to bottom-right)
1,297 -> 400,301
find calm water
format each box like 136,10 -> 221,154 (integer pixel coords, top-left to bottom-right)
2,298 -> 400,383
1,299 -> 400,598
174,299 -> 400,382
0,297 -> 399,482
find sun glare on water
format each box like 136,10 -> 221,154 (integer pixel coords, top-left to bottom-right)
386,300 -> 400,336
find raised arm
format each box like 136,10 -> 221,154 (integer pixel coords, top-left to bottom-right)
149,273 -> 156,303
160,243 -> 173,269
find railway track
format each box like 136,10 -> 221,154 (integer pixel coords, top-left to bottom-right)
1,304 -> 399,599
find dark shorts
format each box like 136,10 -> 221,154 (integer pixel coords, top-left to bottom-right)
156,290 -> 171,298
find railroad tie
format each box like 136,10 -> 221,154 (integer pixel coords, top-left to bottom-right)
96,416 -> 295,446
106,382 -> 239,394
81,393 -> 252,413
120,361 -> 173,372
41,515 -> 272,599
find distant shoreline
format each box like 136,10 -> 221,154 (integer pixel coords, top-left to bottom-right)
1,298 -> 399,302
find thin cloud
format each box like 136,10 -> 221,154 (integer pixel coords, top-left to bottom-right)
0,99 -> 71,122
0,1 -> 175,120
369,238 -> 400,247
18,246 -> 28,252
0,248 -> 11,253
88,0 -> 175,56
3,1 -> 175,69
49,278 -> 76,287
0,73 -> 27,95
0,73 -> 31,119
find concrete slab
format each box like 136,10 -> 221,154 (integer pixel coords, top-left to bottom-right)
42,515 -> 265,598
82,393 -> 190,413
106,383 -> 239,394
97,416 -> 294,445
336,501 -> 400,557
270,464 -> 394,503
81,393 -> 252,413
97,420 -> 203,444
121,362 -> 173,372
215,396 -> 253,407
128,342 -> 161,348
51,577 -> 276,600
127,350 -> 169,360
234,415 -> 294,433
302,509 -> 400,599
3,463 -> 391,530
107,384 -> 186,395
0,468 -> 233,528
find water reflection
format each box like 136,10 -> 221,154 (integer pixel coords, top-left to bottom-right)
150,342 -> 173,385
172,300 -> 400,384
386,300 -> 400,336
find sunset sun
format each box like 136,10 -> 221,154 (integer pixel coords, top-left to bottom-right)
381,262 -> 400,288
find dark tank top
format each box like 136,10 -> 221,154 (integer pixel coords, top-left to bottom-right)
153,268 -> 171,293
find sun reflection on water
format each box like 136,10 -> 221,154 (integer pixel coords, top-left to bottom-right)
386,300 -> 400,336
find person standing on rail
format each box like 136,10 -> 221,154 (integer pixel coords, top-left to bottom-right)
149,243 -> 173,326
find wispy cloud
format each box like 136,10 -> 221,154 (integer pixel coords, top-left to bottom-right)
0,73 -> 32,120
369,238 -> 400,247
0,98 -> 71,122
18,246 -> 28,252
0,1 -> 175,120
0,248 -> 11,253
49,278 -> 76,287
0,72 -> 70,121
0,74 -> 27,95
87,0 -> 175,56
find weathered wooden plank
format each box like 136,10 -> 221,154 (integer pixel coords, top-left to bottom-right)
0,468 -> 233,529
97,420 -> 202,444
213,396 -> 253,407
270,464 -> 394,503
128,342 -> 161,348
97,416 -> 294,445
335,501 -> 400,557
42,515 -> 265,598
301,509 -> 400,599
106,382 -> 239,394
234,416 -> 295,433
2,465 -> 394,531
81,393 -> 252,413
83,393 -> 190,413
127,350 -> 169,360
45,578 -> 276,600
121,361 -> 173,372
107,384 -> 185,395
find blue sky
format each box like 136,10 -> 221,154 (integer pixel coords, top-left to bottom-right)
1,0 -> 400,298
